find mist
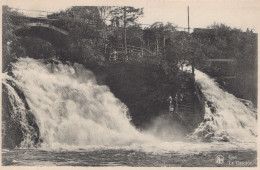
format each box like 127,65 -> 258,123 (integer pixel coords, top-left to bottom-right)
143,114 -> 189,142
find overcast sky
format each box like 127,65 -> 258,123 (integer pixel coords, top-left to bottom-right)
3,0 -> 260,32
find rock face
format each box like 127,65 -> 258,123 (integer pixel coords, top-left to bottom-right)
95,62 -> 205,134
165,82 -> 205,135
2,79 -> 40,149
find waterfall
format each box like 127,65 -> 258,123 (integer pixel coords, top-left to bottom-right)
2,58 -> 257,151
190,69 -> 257,142
4,57 -> 154,149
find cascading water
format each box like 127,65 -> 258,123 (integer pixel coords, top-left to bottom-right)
3,57 -> 155,149
2,58 -> 257,152
190,69 -> 257,142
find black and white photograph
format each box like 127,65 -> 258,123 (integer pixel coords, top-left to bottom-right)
1,0 -> 259,167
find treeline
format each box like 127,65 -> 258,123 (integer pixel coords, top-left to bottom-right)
193,24 -> 257,76
3,5 -> 257,75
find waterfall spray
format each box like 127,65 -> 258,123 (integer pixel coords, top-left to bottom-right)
6,58 -> 155,148
190,70 -> 257,142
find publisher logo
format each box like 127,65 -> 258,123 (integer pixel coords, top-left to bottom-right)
215,155 -> 225,165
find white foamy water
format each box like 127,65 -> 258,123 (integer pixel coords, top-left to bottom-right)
7,58 -> 156,149
191,69 -> 257,142
3,58 -> 257,152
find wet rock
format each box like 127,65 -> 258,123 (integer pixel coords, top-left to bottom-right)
220,135 -> 230,142
202,133 -> 214,142
206,101 -> 213,107
196,130 -> 205,137
205,133 -> 215,138
210,107 -> 216,113
2,81 -> 40,149
249,129 -> 257,137
2,84 -> 23,149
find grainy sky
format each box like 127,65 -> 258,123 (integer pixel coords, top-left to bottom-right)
3,0 -> 260,31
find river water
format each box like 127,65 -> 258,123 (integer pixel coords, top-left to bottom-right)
2,148 -> 257,166
2,58 -> 257,166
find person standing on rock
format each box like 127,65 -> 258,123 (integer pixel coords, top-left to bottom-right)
168,96 -> 174,112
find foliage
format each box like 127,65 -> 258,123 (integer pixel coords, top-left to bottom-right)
143,22 -> 177,56
107,6 -> 143,57
126,25 -> 143,46
109,6 -> 143,27
164,31 -> 207,72
198,23 -> 257,76
197,23 -> 258,104
2,6 -> 60,70
2,6 -> 25,71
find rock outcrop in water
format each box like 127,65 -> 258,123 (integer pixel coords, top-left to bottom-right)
96,62 -> 205,133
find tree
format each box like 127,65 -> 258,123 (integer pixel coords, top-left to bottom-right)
65,6 -> 101,25
2,6 -> 26,71
143,22 -> 177,56
165,31 -> 207,74
97,7 -> 113,55
126,25 -> 143,46
163,22 -> 177,47
204,23 -> 257,75
151,22 -> 164,55
109,7 -> 143,54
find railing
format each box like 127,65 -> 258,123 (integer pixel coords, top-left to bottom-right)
10,8 -> 74,20
26,23 -> 69,35
114,44 -> 152,56
174,105 -> 194,115
208,58 -> 237,63
11,8 -> 55,18
178,104 -> 193,108
109,45 -> 153,62
116,47 -> 151,56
